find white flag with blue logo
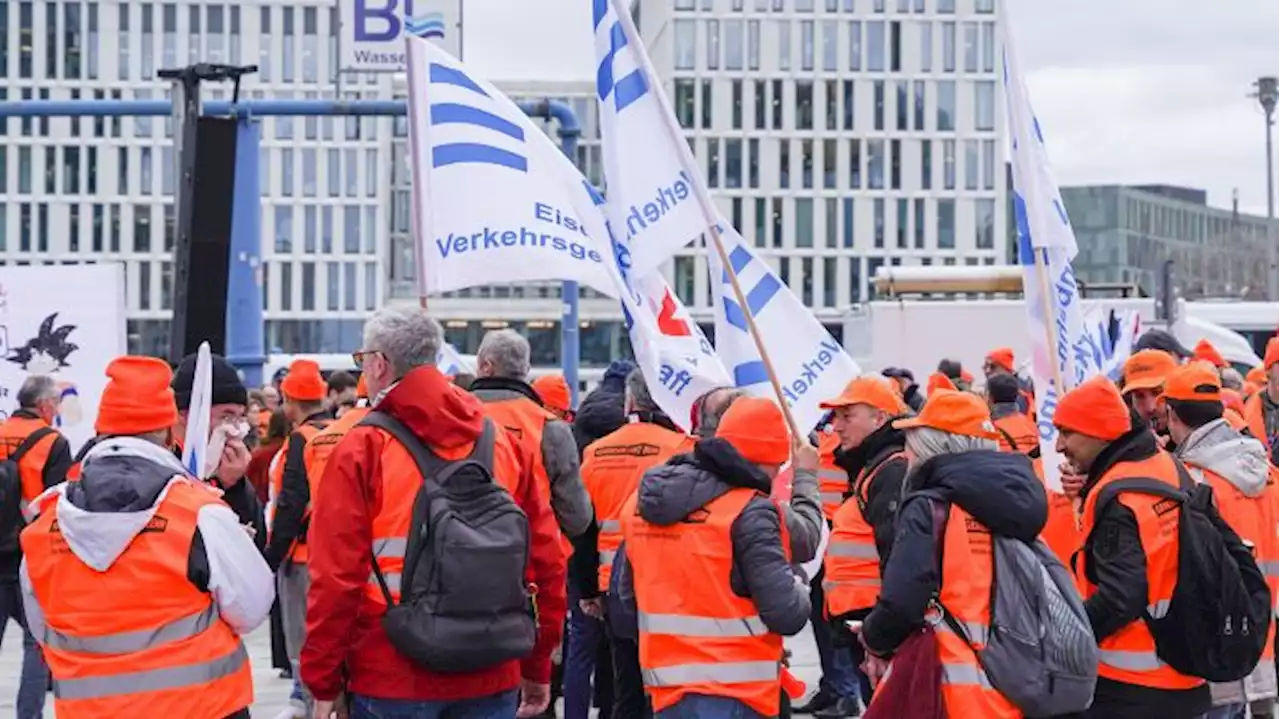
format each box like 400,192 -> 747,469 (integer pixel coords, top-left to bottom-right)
581,182 -> 731,430
1004,24 -> 1105,491
705,224 -> 860,434
404,36 -> 619,298
437,342 -> 474,376
180,342 -> 212,479
593,0 -> 711,278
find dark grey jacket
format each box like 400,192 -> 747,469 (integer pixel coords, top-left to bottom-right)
612,438 -> 812,638
471,377 -> 593,537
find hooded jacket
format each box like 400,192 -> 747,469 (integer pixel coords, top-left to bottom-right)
300,366 -> 567,703
572,361 -> 634,457
833,420 -> 909,570
19,437 -> 274,641
613,438 -> 812,638
1177,418 -> 1270,498
471,376 -> 594,537
861,450 -> 1047,656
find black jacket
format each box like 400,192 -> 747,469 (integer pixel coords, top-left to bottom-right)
861,450 -> 1047,656
613,438 -> 812,638
833,420 -> 909,572
572,363 -> 632,458
263,412 -> 330,570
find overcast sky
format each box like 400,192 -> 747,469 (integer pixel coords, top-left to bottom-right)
461,0 -> 1279,216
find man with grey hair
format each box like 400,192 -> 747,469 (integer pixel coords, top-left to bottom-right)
1220,367 -> 1245,392
0,374 -> 71,719
472,329 -> 593,539
303,306 -> 566,719
692,386 -> 748,439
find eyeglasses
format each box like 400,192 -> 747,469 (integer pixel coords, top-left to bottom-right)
352,350 -> 383,369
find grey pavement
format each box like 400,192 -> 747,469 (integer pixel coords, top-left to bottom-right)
0,620 -> 826,717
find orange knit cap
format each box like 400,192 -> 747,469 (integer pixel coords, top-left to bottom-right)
1163,361 -> 1221,403
1121,349 -> 1178,395
1265,336 -> 1278,370
986,347 -> 1015,373
532,374 -> 572,415
1193,339 -> 1227,369
926,372 -> 957,396
819,376 -> 906,415
95,356 -> 179,436
280,359 -> 326,402
716,397 -> 791,466
1054,375 -> 1132,441
892,389 -> 1001,440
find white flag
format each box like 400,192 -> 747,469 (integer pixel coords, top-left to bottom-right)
582,182 -> 731,429
181,342 -> 212,479
706,224 -> 860,434
593,0 -> 711,277
404,35 -> 619,298
437,343 -> 474,376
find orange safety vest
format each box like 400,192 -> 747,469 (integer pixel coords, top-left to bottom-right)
823,449 -> 905,617
1188,459 -> 1279,659
480,396 -> 571,559
366,418 -> 526,606
625,486 -> 790,717
303,406 -> 369,535
992,412 -> 1038,455
267,418 -> 331,564
581,420 -> 695,593
0,415 -> 60,517
22,479 -> 253,718
933,501 -> 1022,718
816,431 -> 846,521
992,413 -> 1081,568
1076,451 -> 1205,691
1244,393 -> 1276,461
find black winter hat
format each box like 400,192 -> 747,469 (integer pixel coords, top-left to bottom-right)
1134,329 -> 1191,359
171,353 -> 249,410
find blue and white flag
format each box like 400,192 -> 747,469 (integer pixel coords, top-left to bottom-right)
582,182 -> 731,430
1004,23 -> 1103,491
705,224 -> 860,434
437,342 -> 474,376
404,35 -> 619,298
180,342 -> 212,479
593,0 -> 711,277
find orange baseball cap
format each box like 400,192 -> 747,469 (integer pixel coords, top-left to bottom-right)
819,376 -> 905,414
892,389 -> 1001,440
1163,361 -> 1222,403
1265,336 -> 1278,370
280,359 -> 326,402
1121,349 -> 1178,395
1193,339 -> 1227,369
717,397 -> 790,465
986,347 -> 1015,373
926,372 -> 957,396
532,374 -> 572,415
1055,375 -> 1131,441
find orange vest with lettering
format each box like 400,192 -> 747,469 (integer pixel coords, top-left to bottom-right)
0,415 -> 60,517
824,449 -> 904,617
267,418 -> 331,564
22,479 -> 253,718
581,420 -> 695,593
625,486 -> 790,717
1076,451 -> 1205,690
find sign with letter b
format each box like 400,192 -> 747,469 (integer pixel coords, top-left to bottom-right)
340,0 -> 458,72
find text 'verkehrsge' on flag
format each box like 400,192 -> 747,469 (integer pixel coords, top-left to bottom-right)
434,202 -> 605,263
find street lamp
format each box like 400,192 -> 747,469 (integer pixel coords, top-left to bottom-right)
1251,76 -> 1278,300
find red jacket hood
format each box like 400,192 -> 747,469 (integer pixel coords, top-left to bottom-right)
378,366 -> 486,450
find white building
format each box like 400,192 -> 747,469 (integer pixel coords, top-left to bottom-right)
0,0 -> 1007,365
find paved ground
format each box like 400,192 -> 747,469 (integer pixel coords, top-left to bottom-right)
0,621 -> 827,717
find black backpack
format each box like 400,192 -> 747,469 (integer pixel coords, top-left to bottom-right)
0,427 -> 55,560
360,411 -> 537,673
1090,462 -> 1271,682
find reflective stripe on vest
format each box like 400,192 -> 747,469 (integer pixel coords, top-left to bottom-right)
934,617 -> 991,647
599,519 -> 622,533
1260,559 -> 1280,578
42,605 -> 219,654
643,660 -> 779,687
370,537 -> 407,594
638,612 -> 769,638
941,661 -> 994,689
1099,648 -> 1167,673
599,549 -> 617,568
826,540 -> 878,560
53,643 -> 249,701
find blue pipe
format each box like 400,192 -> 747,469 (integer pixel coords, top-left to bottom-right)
226,118 -> 265,388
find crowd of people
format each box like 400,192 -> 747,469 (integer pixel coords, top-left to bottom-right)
0,304 -> 1276,719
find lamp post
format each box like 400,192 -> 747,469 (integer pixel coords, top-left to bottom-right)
1252,76 -> 1278,301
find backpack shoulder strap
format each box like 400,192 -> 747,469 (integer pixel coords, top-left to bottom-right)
468,419 -> 496,474
7,427 -> 55,465
1090,474 -> 1186,524
996,426 -> 1020,453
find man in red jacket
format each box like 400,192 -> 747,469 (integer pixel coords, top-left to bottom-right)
302,306 -> 567,719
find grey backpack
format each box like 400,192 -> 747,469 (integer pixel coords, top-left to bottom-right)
362,411 -> 537,673
928,497 -> 1098,717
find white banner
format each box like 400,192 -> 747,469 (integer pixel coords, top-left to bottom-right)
583,183 -> 730,430
0,264 -> 126,453
181,342 -> 213,478
437,342 -> 474,376
405,36 -> 620,298
706,225 -> 860,435
1082,307 -> 1142,383
339,0 -> 459,72
593,0 -> 711,278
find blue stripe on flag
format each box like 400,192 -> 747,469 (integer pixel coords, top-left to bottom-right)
613,70 -> 648,113
592,0 -> 608,30
428,64 -> 489,97
432,143 -> 529,172
723,274 -> 782,330
727,245 -> 753,275
429,103 -> 525,141
734,361 -> 769,387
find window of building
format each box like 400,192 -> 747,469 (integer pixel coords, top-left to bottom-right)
772,79 -> 784,129
801,139 -> 814,189
896,80 -> 908,130
889,20 -> 901,72
938,199 -> 955,248
919,20 -> 932,72
937,79 -> 955,130
275,206 -> 293,253
801,257 -> 814,306
777,19 -> 791,70
675,79 -> 696,128
753,79 -> 767,129
187,4 -> 201,66
889,139 -> 901,189
866,21 -> 884,71
701,79 -> 713,128
848,138 -> 861,189
920,139 -> 932,190
965,140 -> 979,190
755,197 -> 767,247
771,197 -> 783,247
674,20 -> 696,69
873,198 -> 885,248
707,138 -> 720,188
825,80 -> 838,130
779,140 -> 790,189
725,19 -> 743,69
867,139 -> 885,189
795,198 -> 814,248
975,80 -> 995,130
747,19 -> 760,69
796,80 -> 813,129
731,80 -> 743,129
800,20 -> 814,70
821,20 -> 837,71
748,138 -> 759,188
963,22 -> 978,72
914,197 -> 926,248
942,139 -> 955,189
113,3 -> 126,80
823,138 -> 837,189
707,18 -> 720,69
301,7 -> 317,81
913,80 -> 926,130
982,139 -> 996,190
726,138 -> 742,188
842,79 -> 855,130
847,20 -> 861,70
941,21 -> 955,72
258,7 -> 271,80
873,80 -> 885,130
842,197 -> 854,248
976,198 -> 995,249
981,21 -> 995,71
133,204 -> 152,252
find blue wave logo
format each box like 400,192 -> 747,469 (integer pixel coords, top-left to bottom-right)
428,63 -> 528,173
405,12 -> 446,39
